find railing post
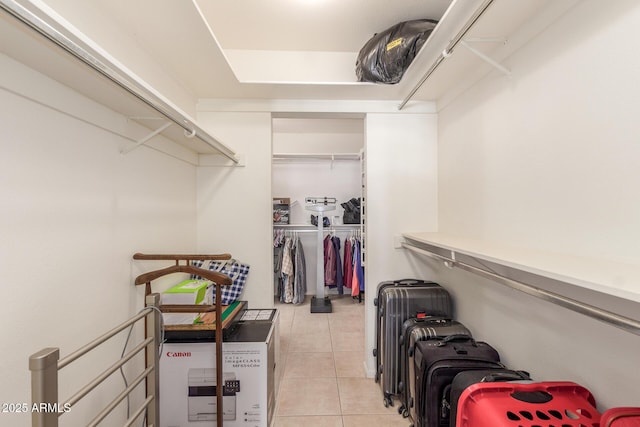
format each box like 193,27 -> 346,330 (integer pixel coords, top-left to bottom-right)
145,293 -> 161,427
29,348 -> 60,427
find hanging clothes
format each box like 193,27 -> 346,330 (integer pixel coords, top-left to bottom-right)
343,237 -> 353,289
324,234 -> 337,287
293,236 -> 307,304
273,230 -> 307,305
354,238 -> 365,293
274,230 -> 285,300
351,240 -> 360,297
281,237 -> 295,303
331,235 -> 344,294
350,238 -> 365,297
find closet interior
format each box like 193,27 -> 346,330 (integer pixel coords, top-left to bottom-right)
272,114 -> 365,312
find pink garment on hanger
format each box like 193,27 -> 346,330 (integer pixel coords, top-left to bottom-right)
351,260 -> 359,297
343,238 -> 353,288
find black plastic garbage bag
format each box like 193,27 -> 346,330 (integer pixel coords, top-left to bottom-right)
356,19 -> 438,84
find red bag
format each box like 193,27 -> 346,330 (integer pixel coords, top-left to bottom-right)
601,408 -> 640,427
456,381 -> 600,427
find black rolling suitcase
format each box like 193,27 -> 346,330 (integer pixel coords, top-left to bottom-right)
446,369 -> 531,427
373,279 -> 452,407
413,335 -> 502,427
398,318 -> 472,420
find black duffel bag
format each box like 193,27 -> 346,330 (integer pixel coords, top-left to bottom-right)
356,19 -> 438,84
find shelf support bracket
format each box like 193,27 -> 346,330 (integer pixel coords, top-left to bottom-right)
121,121 -> 173,155
460,38 -> 511,77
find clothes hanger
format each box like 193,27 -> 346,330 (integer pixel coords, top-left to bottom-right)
133,253 -> 232,293
134,263 -> 231,288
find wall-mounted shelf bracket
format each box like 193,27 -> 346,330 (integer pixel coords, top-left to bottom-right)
460,38 -> 511,77
121,121 -> 173,155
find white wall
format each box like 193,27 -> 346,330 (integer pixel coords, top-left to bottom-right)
272,117 -> 364,154
0,53 -> 198,426
433,0 -> 640,410
438,0 -> 640,262
364,113 -> 439,375
196,112 -> 274,308
273,162 -> 361,225
272,117 -> 364,223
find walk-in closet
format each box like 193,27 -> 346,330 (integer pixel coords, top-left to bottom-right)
2,0 -> 640,426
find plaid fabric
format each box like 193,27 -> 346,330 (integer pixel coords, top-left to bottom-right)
191,259 -> 250,305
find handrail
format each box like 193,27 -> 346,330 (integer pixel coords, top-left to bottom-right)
29,294 -> 162,427
64,338 -> 153,408
58,310 -> 151,369
85,367 -> 154,427
402,240 -> 640,337
0,0 -> 239,163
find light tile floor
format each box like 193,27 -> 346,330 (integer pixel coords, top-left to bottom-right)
274,296 -> 407,427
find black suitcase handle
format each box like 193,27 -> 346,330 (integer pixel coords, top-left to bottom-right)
412,316 -> 448,324
393,279 -> 438,286
374,279 -> 439,306
437,334 -> 474,346
481,370 -> 530,383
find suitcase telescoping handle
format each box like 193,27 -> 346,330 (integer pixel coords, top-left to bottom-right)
393,279 -> 437,286
373,279 -> 438,306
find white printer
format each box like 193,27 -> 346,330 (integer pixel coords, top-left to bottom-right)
187,369 -> 239,421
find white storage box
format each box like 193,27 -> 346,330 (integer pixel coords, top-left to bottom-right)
162,279 -> 213,325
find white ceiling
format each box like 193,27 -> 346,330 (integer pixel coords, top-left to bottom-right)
196,0 -> 452,52
0,0 -> 573,107
78,0 -> 455,101
0,0 -> 577,159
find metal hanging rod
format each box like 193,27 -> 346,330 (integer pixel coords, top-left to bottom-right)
401,240 -> 640,337
0,0 -> 239,163
272,153 -> 362,161
274,224 -> 360,231
398,0 -> 496,110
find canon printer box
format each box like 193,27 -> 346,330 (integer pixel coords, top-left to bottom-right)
159,312 -> 279,427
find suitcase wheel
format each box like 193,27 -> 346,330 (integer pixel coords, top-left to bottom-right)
383,395 -> 393,408
374,372 -> 380,383
373,297 -> 378,306
372,348 -> 377,357
397,404 -> 404,415
402,408 -> 409,418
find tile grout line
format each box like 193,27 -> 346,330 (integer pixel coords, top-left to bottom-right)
329,305 -> 347,427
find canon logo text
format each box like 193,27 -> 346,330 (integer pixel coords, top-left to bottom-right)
166,351 -> 191,357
